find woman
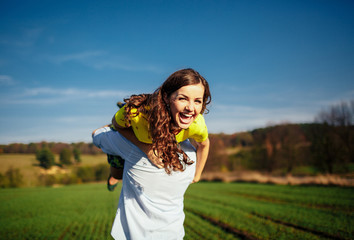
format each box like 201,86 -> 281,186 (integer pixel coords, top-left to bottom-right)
92,68 -> 211,239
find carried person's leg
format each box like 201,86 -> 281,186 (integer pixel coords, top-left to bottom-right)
106,100 -> 126,191
107,154 -> 125,191
111,166 -> 123,180
108,166 -> 122,191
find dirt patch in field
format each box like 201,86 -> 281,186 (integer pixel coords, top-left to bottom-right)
201,171 -> 354,186
39,166 -> 70,175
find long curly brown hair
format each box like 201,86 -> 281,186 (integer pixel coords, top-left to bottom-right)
123,68 -> 211,174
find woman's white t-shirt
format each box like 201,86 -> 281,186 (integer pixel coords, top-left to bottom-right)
92,126 -> 196,240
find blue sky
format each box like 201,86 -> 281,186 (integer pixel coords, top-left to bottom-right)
0,0 -> 353,144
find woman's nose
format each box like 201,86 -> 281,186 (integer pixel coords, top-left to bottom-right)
185,102 -> 195,112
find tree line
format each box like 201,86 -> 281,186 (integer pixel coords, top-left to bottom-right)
204,100 -> 354,175
0,141 -> 101,155
1,100 -> 353,179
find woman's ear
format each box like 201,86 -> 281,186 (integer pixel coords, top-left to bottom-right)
162,93 -> 171,112
162,93 -> 169,105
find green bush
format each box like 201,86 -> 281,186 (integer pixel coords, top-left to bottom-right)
0,167 -> 24,188
76,167 -> 96,182
73,148 -> 81,163
36,148 -> 55,169
76,164 -> 109,183
0,173 -> 9,188
59,148 -> 72,165
38,174 -> 56,186
94,164 -> 110,181
58,174 -> 79,185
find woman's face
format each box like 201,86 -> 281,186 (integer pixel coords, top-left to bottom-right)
168,82 -> 205,129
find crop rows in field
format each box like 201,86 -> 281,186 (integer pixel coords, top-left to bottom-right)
183,182 -> 354,240
1,182 -> 353,240
0,184 -> 120,240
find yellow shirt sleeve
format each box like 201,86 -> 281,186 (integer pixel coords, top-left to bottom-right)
114,105 -> 130,128
175,114 -> 208,143
190,114 -> 209,142
114,105 -> 152,143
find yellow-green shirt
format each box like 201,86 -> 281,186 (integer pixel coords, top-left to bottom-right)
115,105 -> 208,144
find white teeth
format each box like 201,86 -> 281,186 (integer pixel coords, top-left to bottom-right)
182,113 -> 192,117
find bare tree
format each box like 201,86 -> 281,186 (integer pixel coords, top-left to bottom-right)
313,100 -> 354,173
264,124 -> 306,174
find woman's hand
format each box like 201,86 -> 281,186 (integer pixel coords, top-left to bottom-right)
192,175 -> 201,183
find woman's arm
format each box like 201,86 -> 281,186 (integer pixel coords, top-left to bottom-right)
193,137 -> 210,183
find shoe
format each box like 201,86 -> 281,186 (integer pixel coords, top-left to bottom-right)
117,101 -> 125,109
107,175 -> 118,192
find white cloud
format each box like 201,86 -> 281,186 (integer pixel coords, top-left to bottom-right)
48,51 -> 106,64
312,93 -> 354,109
205,91 -> 354,134
0,75 -> 15,85
206,103 -> 315,133
2,87 -> 132,105
91,60 -> 162,73
0,113 -> 112,144
47,50 -> 163,73
0,27 -> 44,48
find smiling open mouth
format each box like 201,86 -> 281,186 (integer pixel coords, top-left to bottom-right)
179,113 -> 194,124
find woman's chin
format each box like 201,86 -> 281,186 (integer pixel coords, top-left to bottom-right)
176,121 -> 193,129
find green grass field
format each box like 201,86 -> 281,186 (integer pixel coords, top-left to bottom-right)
1,182 -> 353,240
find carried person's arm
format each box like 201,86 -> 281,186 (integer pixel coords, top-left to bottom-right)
193,137 -> 210,183
112,106 -> 128,130
92,124 -> 110,137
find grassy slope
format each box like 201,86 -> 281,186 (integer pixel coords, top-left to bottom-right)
0,154 -> 107,187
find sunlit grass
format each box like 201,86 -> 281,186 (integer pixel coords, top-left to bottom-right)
1,182 -> 352,239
